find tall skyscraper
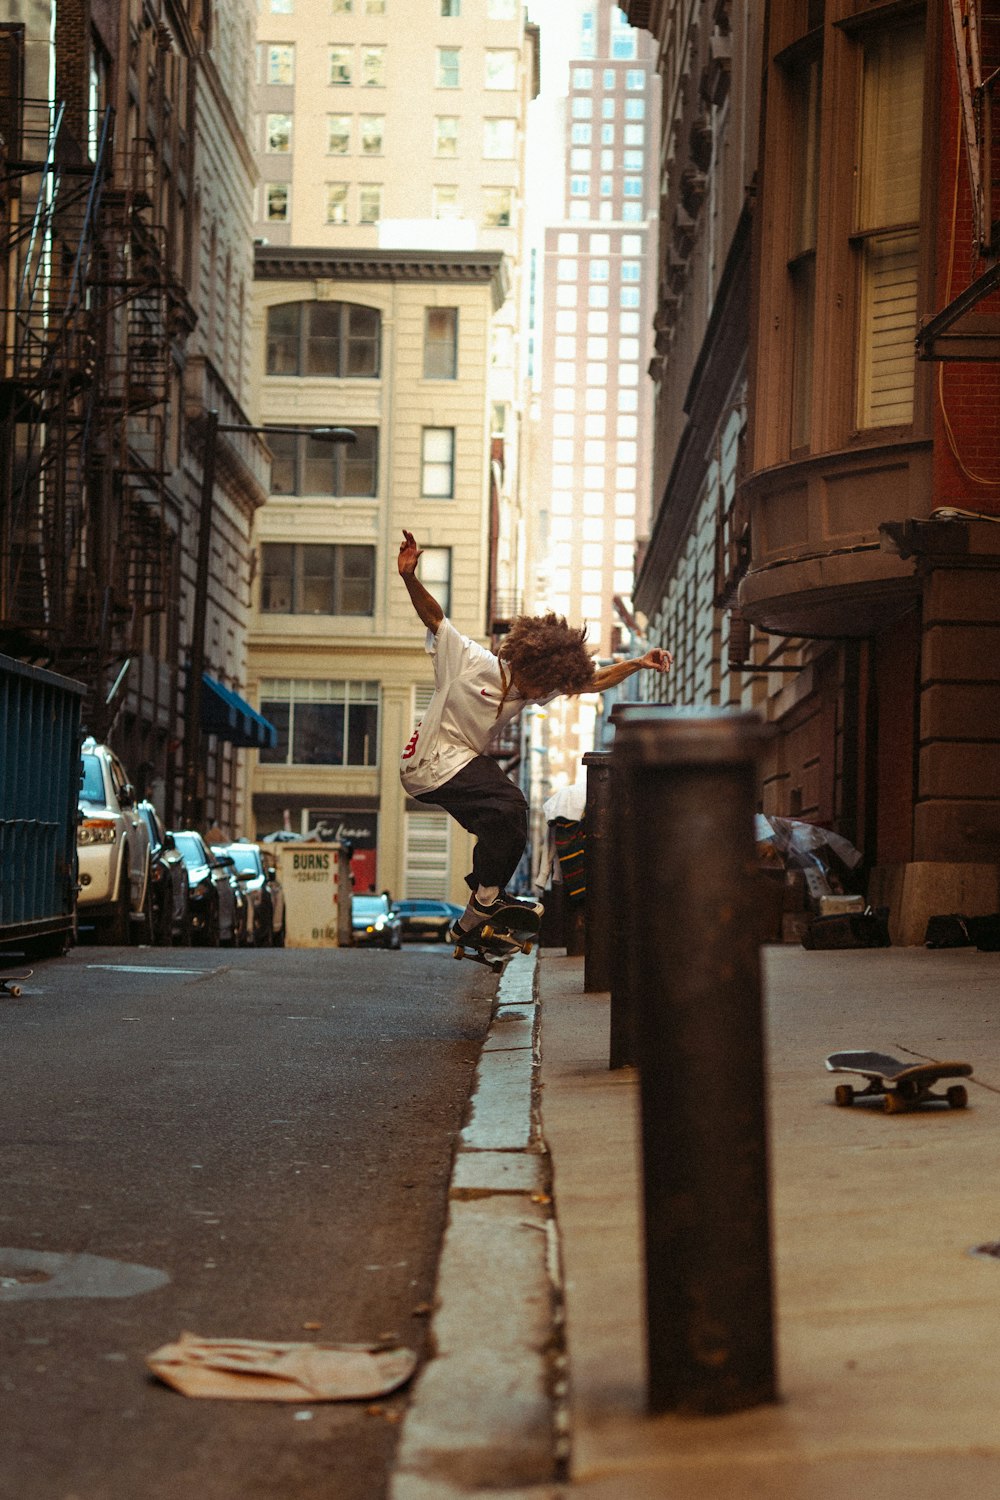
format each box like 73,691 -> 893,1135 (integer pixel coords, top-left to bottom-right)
531,2 -> 660,792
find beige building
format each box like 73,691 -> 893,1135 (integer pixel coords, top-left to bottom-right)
247,250 -> 511,898
245,1 -> 538,898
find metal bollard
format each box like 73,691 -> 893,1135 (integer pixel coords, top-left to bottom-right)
582,752 -> 612,993
613,707 -> 777,1416
608,705 -> 638,1068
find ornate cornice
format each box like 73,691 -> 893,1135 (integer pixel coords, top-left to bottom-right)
254,246 -> 510,311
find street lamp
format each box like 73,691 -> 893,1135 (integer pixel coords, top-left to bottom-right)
181,410 -> 357,828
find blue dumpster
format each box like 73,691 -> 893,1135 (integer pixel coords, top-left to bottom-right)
0,653 -> 85,957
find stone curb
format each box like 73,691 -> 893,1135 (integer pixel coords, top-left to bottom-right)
389,950 -> 563,1499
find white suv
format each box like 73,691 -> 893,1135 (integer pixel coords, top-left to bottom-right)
77,739 -> 152,943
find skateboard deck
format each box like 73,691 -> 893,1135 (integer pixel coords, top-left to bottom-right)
825,1050 -> 973,1113
0,970 -> 32,997
452,901 -> 542,973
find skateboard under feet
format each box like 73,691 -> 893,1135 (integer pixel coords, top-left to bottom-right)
452,900 -> 542,974
825,1050 -> 973,1113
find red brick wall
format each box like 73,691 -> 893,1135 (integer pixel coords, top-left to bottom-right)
931,44 -> 1000,511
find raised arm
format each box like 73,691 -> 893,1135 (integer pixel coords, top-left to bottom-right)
590,647 -> 673,693
397,529 -> 444,632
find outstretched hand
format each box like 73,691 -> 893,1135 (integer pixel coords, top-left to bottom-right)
398,529 -> 422,576
641,647 -> 673,674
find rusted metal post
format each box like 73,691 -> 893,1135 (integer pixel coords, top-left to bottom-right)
608,705 -> 638,1067
613,707 -> 777,1416
582,751 -> 612,993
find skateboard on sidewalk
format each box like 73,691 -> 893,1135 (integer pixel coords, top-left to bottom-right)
825,1050 -> 973,1113
452,900 -> 543,975
0,971 -> 32,998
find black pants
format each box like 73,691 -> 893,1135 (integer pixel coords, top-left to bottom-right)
416,756 -> 528,894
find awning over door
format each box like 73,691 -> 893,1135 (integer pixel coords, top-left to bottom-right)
200,674 -> 277,750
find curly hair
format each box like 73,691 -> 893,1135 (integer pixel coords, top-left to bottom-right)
498,613 -> 595,700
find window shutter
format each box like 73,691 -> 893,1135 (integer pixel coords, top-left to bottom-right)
859,230 -> 918,427
404,811 -> 451,898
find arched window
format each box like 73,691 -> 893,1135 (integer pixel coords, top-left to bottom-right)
265,300 -> 381,377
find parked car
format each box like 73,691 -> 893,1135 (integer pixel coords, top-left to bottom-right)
221,843 -> 286,947
77,739 -> 152,943
394,898 -> 464,943
351,893 -> 403,950
136,802 -> 190,945
170,830 -> 240,946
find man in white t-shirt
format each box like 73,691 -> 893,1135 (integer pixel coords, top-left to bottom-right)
398,530 -> 672,935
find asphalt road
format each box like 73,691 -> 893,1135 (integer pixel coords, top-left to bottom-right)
0,942 -> 496,1500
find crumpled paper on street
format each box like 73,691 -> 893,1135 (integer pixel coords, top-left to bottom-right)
147,1332 -> 417,1401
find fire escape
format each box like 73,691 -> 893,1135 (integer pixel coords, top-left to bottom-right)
0,80 -> 181,730
918,0 -> 1000,358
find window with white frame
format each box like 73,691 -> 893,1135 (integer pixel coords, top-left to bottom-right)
358,183 -> 382,223
329,46 -> 351,85
424,307 -> 458,378
266,183 -> 289,221
572,67 -> 593,88
421,427 -> 455,496
432,184 -> 459,217
326,182 -> 348,222
268,45 -> 294,84
266,113 -> 292,152
360,115 -> 384,154
571,123 -> 592,144
327,114 -> 351,153
437,47 -> 460,87
417,546 -> 452,616
435,116 -> 459,155
483,186 -> 512,226
485,50 -> 517,88
484,117 -> 516,158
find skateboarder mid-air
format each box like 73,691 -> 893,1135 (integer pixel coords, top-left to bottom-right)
397,528 -> 673,943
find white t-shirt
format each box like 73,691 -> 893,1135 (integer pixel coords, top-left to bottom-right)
400,618 -> 534,796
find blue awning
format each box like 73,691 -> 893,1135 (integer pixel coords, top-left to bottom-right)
201,674 -> 277,750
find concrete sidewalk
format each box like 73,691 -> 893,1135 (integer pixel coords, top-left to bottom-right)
540,944 -> 1000,1498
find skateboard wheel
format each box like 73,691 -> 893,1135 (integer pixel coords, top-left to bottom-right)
480,924 -> 495,940
7,984 -> 21,998
947,1085 -> 968,1109
522,941 -> 533,955
834,1084 -> 855,1107
884,1092 -> 907,1114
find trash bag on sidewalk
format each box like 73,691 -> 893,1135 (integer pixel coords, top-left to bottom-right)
147,1333 -> 416,1402
754,815 -> 862,908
